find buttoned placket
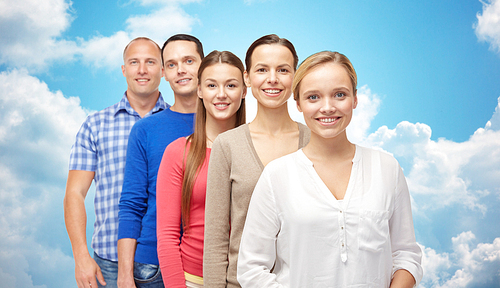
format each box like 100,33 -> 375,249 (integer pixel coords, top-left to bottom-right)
338,207 -> 348,262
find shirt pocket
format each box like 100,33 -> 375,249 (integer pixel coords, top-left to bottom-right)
358,209 -> 390,252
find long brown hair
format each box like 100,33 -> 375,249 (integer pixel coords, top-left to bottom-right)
181,50 -> 246,232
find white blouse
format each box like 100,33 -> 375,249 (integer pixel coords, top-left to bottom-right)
237,146 -> 422,288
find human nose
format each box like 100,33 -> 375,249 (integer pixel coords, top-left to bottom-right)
267,71 -> 278,84
319,98 -> 335,114
138,62 -> 147,74
177,63 -> 186,74
217,86 -> 227,98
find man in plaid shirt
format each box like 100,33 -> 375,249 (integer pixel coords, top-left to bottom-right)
64,37 -> 168,288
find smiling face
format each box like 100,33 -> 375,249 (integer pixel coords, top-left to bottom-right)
162,40 -> 202,98
198,63 -> 246,123
121,39 -> 163,100
297,62 -> 357,140
244,44 -> 294,109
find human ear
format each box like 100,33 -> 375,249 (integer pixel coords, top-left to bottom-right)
296,100 -> 302,112
244,71 -> 250,87
197,86 -> 203,99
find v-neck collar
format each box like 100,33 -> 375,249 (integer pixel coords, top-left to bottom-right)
297,146 -> 361,210
243,123 -> 306,170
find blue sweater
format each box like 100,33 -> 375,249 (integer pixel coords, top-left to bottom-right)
118,108 -> 195,265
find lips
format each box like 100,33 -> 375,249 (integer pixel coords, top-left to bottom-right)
317,117 -> 339,124
136,78 -> 150,83
214,103 -> 230,110
177,78 -> 191,84
262,88 -> 283,97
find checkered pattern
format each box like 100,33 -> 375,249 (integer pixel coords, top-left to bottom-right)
69,93 -> 168,261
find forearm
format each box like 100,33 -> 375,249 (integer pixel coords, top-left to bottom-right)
390,269 -> 416,288
117,238 -> 137,286
64,170 -> 94,260
64,192 -> 90,259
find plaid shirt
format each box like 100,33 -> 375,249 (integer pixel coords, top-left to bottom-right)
69,92 -> 168,261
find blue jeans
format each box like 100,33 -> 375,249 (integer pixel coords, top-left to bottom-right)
94,252 -> 118,288
134,262 -> 164,288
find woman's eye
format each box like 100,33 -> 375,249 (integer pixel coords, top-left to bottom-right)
208,84 -> 216,88
308,95 -> 319,100
256,68 -> 266,73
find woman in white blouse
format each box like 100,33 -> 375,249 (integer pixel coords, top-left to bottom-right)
237,51 -> 423,288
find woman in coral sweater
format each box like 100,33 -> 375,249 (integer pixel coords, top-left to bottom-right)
156,50 -> 246,288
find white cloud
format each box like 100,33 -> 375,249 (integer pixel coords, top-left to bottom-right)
0,69 -> 89,287
125,5 -> 199,46
474,0 -> 500,54
0,0 -> 76,70
363,96 -> 500,212
0,0 -> 200,71
419,232 -> 500,288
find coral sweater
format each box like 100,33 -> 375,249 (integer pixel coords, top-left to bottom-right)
157,137 -> 210,287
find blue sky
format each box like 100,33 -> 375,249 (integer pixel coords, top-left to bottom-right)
0,0 -> 499,287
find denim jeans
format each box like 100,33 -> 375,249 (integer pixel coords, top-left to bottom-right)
133,261 -> 164,288
93,252 -> 118,288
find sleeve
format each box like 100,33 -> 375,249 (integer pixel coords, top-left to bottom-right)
203,137 -> 232,287
118,123 -> 149,240
237,168 -> 283,288
69,115 -> 98,171
157,139 -> 187,287
390,165 -> 423,287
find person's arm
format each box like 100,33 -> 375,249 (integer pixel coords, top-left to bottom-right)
203,138 -> 232,287
237,169 -> 283,288
390,165 -> 423,287
390,269 -> 416,288
157,139 -> 187,287
64,170 -> 106,288
117,238 -> 137,288
117,124 -> 149,288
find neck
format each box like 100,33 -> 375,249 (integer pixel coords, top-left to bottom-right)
126,90 -> 160,118
250,102 -> 296,134
170,93 -> 198,113
304,131 -> 355,160
205,115 -> 237,144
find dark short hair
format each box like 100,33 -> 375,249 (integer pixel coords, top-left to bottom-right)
161,34 -> 204,65
245,34 -> 298,72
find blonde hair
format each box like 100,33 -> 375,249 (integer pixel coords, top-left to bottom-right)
292,51 -> 357,101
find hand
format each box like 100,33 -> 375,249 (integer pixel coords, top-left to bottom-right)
117,272 -> 137,288
74,255 -> 106,288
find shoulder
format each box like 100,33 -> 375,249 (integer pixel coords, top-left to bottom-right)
357,145 -> 400,169
214,124 -> 248,146
264,150 -> 301,174
165,137 -> 188,154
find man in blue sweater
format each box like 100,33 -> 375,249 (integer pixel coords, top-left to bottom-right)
117,34 -> 204,288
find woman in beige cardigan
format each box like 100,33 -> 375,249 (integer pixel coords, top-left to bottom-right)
203,34 -> 310,288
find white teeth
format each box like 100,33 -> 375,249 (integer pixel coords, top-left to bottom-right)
215,103 -> 229,107
263,89 -> 280,94
178,79 -> 189,83
137,79 -> 148,82
318,118 -> 337,123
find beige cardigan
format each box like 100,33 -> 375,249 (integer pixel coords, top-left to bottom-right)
203,123 -> 310,287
